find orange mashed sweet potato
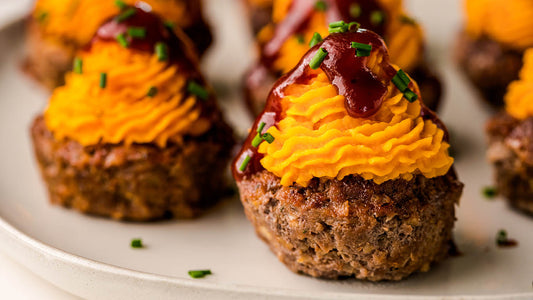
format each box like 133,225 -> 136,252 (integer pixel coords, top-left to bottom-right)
505,49 -> 533,119
44,41 -> 210,147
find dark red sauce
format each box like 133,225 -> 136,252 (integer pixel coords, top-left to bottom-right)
261,0 -> 387,68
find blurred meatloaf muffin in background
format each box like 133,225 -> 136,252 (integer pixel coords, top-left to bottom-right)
486,49 -> 533,215
25,0 -> 212,90
234,27 -> 463,281
245,0 -> 442,116
456,0 -> 533,108
242,0 -> 273,35
31,6 -> 234,221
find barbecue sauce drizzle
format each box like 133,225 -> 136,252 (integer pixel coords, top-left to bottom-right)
233,30 -> 447,182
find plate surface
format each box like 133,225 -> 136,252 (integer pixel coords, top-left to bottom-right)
0,0 -> 532,299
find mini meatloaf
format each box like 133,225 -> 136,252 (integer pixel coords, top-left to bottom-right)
31,7 -> 234,221
244,0 -> 442,116
234,30 -> 462,281
25,0 -> 212,90
456,0 -> 533,108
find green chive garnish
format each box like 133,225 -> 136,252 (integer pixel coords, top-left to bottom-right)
127,27 -> 146,39
131,239 -> 143,248
164,21 -> 175,30
99,73 -> 107,89
187,81 -> 209,100
116,33 -> 129,48
309,32 -> 323,48
73,57 -> 83,74
147,86 -> 158,97
239,155 -> 251,172
328,21 -> 359,34
262,133 -> 275,144
404,89 -> 418,102
350,3 -> 361,18
188,270 -> 212,279
370,10 -> 385,25
400,15 -> 416,25
296,34 -> 305,44
351,42 -> 372,57
314,0 -> 327,11
392,69 -> 410,92
309,48 -> 328,70
252,134 -> 263,148
482,186 -> 497,199
257,122 -> 266,134
347,21 -> 360,32
36,11 -> 48,23
116,7 -> 136,22
114,0 -> 127,10
329,20 -> 346,28
155,42 -> 168,61
496,229 -> 517,247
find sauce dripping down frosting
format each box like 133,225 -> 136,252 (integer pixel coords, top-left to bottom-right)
262,0 -> 387,68
234,29 -> 448,182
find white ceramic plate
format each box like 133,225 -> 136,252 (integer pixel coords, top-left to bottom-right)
0,0 -> 532,299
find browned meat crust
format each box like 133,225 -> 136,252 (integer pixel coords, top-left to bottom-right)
455,32 -> 523,108
23,1 -> 213,90
31,116 -> 234,221
243,61 -> 442,117
237,170 -> 463,281
486,112 -> 533,214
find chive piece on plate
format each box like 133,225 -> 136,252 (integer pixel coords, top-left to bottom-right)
131,239 -> 143,248
309,48 -> 328,70
482,186 -> 497,199
188,270 -> 212,279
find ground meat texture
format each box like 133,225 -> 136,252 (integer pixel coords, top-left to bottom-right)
455,32 -> 523,108
243,62 -> 442,117
237,170 -> 463,281
486,113 -> 533,215
31,116 -> 234,221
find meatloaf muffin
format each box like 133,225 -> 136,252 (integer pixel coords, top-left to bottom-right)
25,0 -> 212,90
456,0 -> 533,108
31,7 -> 234,221
234,29 -> 463,280
486,49 -> 533,215
245,0 -> 442,116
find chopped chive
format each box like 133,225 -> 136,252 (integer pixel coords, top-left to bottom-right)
188,270 -> 212,279
309,32 -> 323,48
127,27 -> 146,38
187,81 -> 209,100
73,57 -> 83,74
370,10 -> 385,25
164,21 -> 175,30
116,33 -> 129,48
114,0 -> 127,10
482,186 -> 497,199
147,86 -> 158,97
36,11 -> 48,23
496,230 -> 507,245
99,73 -> 107,89
257,122 -> 266,134
356,49 -> 371,57
329,20 -> 346,28
155,42 -> 168,61
296,34 -> 305,44
404,89 -> 418,102
239,155 -> 251,172
392,69 -> 410,92
347,21 -> 360,32
262,133 -> 275,144
350,3 -> 361,18
251,134 -> 263,148
351,42 -> 372,52
131,239 -> 143,248
400,15 -> 417,25
314,0 -> 327,11
309,48 -> 328,70
116,7 -> 136,22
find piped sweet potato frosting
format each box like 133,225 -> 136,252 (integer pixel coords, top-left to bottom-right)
464,0 -> 533,50
44,7 -> 212,148
505,49 -> 533,119
257,0 -> 423,74
234,29 -> 453,186
33,0 -> 190,47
